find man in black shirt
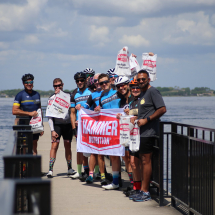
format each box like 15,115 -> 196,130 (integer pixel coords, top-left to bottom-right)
130,70 -> 166,202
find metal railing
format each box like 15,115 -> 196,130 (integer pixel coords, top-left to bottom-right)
0,117 -> 51,215
154,121 -> 215,215
0,179 -> 51,215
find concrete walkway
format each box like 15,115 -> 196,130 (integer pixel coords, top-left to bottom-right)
38,122 -> 181,215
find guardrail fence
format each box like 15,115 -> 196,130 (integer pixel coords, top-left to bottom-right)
152,121 -> 215,215
0,117 -> 51,215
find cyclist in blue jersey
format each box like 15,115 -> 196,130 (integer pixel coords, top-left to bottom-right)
12,74 -> 43,155
106,68 -> 118,90
94,73 -> 126,190
70,72 -> 92,181
83,74 -> 112,185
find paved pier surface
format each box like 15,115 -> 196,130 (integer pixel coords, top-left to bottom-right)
38,122 -> 180,215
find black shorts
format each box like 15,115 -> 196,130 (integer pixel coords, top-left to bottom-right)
18,118 -> 40,141
54,123 -> 73,142
33,133 -> 40,141
129,150 -> 139,158
139,137 -> 156,154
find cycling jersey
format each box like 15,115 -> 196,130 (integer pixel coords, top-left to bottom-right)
71,87 -> 92,120
13,90 -> 41,113
84,90 -> 102,109
99,88 -> 126,109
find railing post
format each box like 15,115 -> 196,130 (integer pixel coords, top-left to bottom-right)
188,127 -> 194,212
213,131 -> 215,215
159,122 -> 164,206
171,123 -> 177,207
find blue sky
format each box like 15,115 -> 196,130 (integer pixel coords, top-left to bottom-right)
0,0 -> 215,91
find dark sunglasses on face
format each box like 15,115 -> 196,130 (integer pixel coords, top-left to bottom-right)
131,86 -> 140,90
76,79 -> 85,83
24,81 -> 33,84
110,75 -> 118,78
53,84 -> 62,88
86,74 -> 93,78
99,80 -> 109,86
137,78 -> 147,82
116,84 -> 126,89
94,79 -> 98,83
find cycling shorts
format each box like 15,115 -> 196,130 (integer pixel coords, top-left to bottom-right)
54,123 -> 73,142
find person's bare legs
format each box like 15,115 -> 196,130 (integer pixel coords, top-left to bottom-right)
122,150 -> 132,172
64,140 -> 71,160
123,150 -> 133,185
33,140 -> 38,155
89,154 -> 97,171
130,156 -> 141,181
139,152 -> 152,192
50,141 -> 59,158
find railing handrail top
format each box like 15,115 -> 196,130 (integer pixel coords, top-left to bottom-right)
161,120 -> 215,131
3,155 -> 41,159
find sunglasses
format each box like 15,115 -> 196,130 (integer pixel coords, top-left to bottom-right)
137,78 -> 147,82
99,80 -> 109,86
86,74 -> 93,78
53,84 -> 62,88
131,86 -> 140,90
76,79 -> 85,83
94,79 -> 98,83
110,75 -> 118,78
116,84 -> 126,89
24,81 -> 33,84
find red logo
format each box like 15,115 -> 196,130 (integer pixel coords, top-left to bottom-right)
55,97 -> 69,108
120,123 -> 130,131
48,100 -> 53,106
81,115 -> 120,148
130,128 -> 139,135
117,54 -> 128,62
143,60 -> 156,68
30,117 -> 41,124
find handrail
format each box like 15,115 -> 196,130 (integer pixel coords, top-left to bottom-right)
0,179 -> 51,215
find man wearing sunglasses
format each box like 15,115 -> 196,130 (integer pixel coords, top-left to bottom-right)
95,73 -> 126,190
83,73 -> 113,185
12,73 -> 43,155
46,78 -> 75,178
106,68 -> 118,90
70,72 -> 92,181
129,70 -> 166,202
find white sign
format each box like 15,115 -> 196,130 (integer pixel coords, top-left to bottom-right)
46,90 -> 70,119
77,108 -> 125,156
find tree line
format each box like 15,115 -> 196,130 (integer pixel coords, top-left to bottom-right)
0,87 -> 214,98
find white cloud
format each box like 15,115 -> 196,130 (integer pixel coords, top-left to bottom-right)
89,25 -> 110,46
0,42 -> 9,49
83,16 -> 124,26
0,0 -> 48,31
24,35 -> 40,44
119,35 -> 150,47
163,12 -> 215,45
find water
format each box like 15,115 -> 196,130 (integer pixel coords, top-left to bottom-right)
0,98 -> 48,178
0,97 -> 215,179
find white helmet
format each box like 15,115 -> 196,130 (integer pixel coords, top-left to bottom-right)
114,76 -> 129,86
83,68 -> 95,74
106,68 -> 115,76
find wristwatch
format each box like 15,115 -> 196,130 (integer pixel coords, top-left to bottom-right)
147,116 -> 150,122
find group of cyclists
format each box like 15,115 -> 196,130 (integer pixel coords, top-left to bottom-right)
13,64 -> 166,203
